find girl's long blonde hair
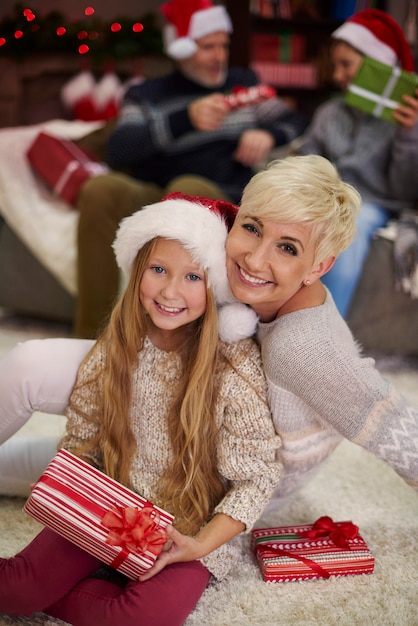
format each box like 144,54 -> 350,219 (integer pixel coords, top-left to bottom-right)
71,238 -> 227,535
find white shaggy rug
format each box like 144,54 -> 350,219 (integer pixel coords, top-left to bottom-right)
1,414 -> 417,625
0,314 -> 417,625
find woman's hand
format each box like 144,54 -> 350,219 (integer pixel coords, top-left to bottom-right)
392,88 -> 418,129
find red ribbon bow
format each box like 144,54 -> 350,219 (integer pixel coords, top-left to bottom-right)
300,516 -> 359,549
101,504 -> 168,559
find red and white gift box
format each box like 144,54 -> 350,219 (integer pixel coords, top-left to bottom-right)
23,449 -> 174,580
27,131 -> 109,206
224,84 -> 276,110
251,516 -> 375,583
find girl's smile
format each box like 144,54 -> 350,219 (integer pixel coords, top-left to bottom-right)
140,238 -> 207,348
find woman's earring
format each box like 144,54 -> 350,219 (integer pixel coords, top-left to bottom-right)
305,279 -> 311,285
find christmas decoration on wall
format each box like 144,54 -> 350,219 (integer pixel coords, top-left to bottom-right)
0,3 -> 163,61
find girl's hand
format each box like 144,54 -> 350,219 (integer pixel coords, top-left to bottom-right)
138,512 -> 245,581
139,525 -> 202,581
392,88 -> 418,129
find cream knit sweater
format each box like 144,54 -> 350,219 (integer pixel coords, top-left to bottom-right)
60,336 -> 282,580
257,289 -> 418,500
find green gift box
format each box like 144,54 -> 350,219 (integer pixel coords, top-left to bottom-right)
344,56 -> 418,123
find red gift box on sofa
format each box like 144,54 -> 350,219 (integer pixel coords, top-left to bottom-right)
251,517 -> 374,583
27,131 -> 109,206
23,449 -> 174,580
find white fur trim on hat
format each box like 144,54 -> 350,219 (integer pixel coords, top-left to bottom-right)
218,302 -> 258,342
332,21 -> 398,66
163,23 -> 198,60
189,6 -> 232,40
164,5 -> 232,60
113,198 -> 258,342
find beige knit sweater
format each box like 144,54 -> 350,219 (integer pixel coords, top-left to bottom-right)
60,336 -> 282,580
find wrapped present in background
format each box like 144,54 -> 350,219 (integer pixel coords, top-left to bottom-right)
252,516 -> 375,583
27,131 -> 109,206
344,56 -> 418,123
24,449 -> 174,580
224,84 -> 276,110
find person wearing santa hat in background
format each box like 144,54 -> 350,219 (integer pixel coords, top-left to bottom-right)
297,8 -> 418,319
73,0 -> 307,340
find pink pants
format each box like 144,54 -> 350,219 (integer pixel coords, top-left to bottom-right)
0,528 -> 210,626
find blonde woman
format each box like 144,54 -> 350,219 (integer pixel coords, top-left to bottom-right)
226,155 -> 418,500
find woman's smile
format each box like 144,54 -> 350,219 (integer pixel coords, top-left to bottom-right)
237,265 -> 271,286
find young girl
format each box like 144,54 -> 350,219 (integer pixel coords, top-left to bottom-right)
0,195 -> 281,626
297,8 -> 418,317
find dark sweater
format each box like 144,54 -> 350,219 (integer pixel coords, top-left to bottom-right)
108,68 -> 307,203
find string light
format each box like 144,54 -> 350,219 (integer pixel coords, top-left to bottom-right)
0,6 -> 156,58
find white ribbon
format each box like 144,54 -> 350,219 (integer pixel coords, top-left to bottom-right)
54,160 -> 109,196
54,160 -> 79,195
348,66 -> 401,116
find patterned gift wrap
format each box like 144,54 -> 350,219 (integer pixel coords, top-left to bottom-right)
345,56 -> 418,123
224,85 -> 277,110
27,131 -> 108,206
23,449 -> 174,580
251,517 -> 374,582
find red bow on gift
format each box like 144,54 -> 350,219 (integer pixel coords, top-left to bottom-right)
101,504 -> 168,557
300,516 -> 359,549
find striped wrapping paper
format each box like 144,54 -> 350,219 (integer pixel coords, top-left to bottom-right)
251,521 -> 375,582
23,449 -> 174,580
345,56 -> 418,123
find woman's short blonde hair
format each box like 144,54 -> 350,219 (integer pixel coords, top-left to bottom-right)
239,155 -> 361,264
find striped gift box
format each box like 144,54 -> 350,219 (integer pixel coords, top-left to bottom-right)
251,518 -> 374,582
23,449 -> 174,580
345,56 -> 418,123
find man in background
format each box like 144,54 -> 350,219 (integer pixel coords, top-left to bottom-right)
74,0 -> 307,338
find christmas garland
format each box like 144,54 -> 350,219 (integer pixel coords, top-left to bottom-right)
0,3 -> 163,61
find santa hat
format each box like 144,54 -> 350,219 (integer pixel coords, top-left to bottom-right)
332,8 -> 414,71
113,193 -> 258,342
160,0 -> 233,60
